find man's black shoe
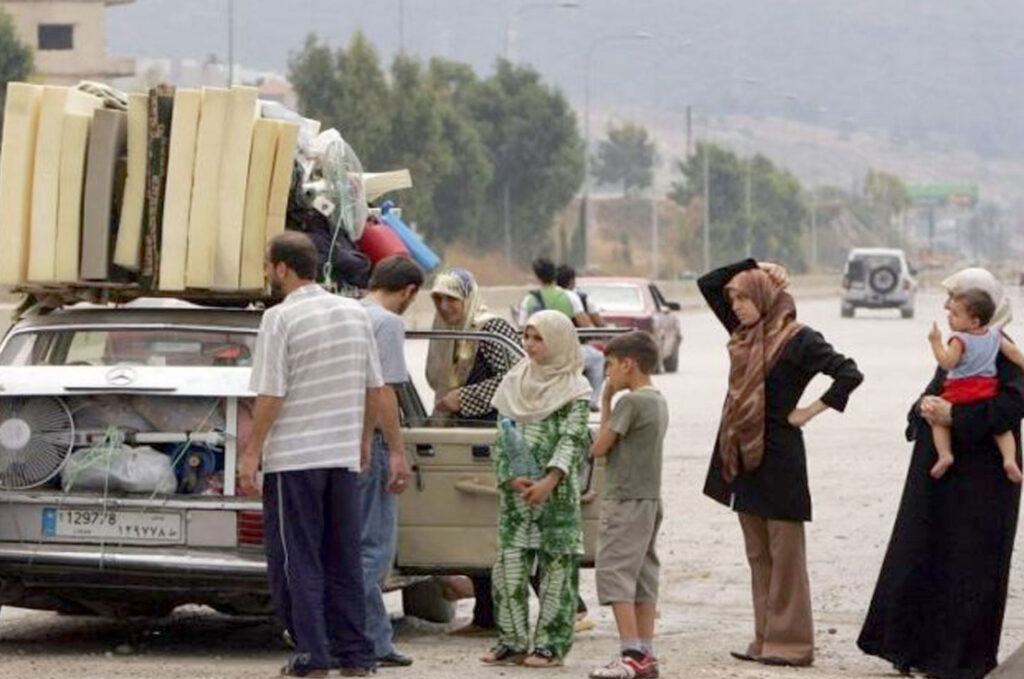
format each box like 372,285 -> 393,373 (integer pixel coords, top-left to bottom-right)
376,651 -> 413,667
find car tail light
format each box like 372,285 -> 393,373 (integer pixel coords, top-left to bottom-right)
842,276 -> 851,289
634,317 -> 654,332
901,279 -> 911,291
237,510 -> 264,547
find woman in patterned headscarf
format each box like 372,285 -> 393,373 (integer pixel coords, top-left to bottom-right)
426,268 -> 521,422
698,259 -> 863,668
425,268 -> 523,635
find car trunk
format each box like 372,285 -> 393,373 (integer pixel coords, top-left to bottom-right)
0,366 -> 257,551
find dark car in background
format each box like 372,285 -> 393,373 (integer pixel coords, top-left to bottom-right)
575,277 -> 683,372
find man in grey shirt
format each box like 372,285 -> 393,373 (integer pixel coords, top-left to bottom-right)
239,233 -> 403,677
359,256 -> 423,668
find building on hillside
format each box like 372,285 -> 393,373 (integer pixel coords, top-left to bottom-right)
0,0 -> 135,84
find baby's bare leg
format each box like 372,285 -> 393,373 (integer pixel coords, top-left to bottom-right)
994,432 -> 1023,484
930,424 -> 955,479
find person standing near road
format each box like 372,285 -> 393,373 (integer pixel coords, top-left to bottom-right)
557,264 -> 604,411
359,256 -> 424,668
858,268 -> 1024,679
588,331 -> 669,679
698,258 -> 862,668
481,310 -> 592,668
238,232 -> 397,678
518,257 -> 592,329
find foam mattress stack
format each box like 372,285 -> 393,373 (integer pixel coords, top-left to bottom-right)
0,82 -> 300,292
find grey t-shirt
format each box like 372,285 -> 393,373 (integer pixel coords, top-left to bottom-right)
606,387 -> 669,500
362,299 -> 408,385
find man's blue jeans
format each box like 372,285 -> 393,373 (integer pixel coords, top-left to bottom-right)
358,435 -> 398,658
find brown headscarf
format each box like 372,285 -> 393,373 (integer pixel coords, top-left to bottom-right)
718,268 -> 803,482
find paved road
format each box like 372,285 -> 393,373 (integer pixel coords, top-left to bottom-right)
1,292 -> 1023,678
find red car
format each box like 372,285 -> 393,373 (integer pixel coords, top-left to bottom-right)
576,277 -> 683,373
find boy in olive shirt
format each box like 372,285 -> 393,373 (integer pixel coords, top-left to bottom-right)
589,332 -> 669,679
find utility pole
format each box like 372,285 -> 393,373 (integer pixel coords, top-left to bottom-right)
702,143 -> 711,272
744,156 -> 752,257
503,181 -> 512,269
810,194 -> 818,272
685,105 -> 692,158
650,190 -> 659,278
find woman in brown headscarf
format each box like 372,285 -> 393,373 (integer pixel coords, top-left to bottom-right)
698,259 -> 863,668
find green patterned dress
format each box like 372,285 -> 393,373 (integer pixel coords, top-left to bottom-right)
492,398 -> 590,658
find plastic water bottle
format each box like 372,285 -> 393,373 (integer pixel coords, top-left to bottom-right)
499,418 -> 542,480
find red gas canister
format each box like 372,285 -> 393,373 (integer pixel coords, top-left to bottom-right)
358,219 -> 410,264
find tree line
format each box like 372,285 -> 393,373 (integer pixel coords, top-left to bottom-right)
288,33 -> 583,265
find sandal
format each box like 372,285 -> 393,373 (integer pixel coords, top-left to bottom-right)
523,647 -> 564,668
481,643 -> 528,666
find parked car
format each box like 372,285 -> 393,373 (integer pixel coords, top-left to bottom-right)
840,247 -> 917,318
574,277 -> 683,373
0,300 -> 603,623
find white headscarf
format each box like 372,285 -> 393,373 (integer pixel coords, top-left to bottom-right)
491,310 -> 592,424
941,268 -> 1013,329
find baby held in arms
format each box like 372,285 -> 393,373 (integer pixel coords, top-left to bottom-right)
928,288 -> 1024,483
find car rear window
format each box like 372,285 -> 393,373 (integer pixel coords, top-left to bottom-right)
577,285 -> 645,312
0,329 -> 257,367
847,254 -> 900,280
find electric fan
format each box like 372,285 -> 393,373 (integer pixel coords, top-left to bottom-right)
321,136 -> 368,242
0,397 -> 75,489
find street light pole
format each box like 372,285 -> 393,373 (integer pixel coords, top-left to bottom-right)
703,142 -> 710,272
504,1 -> 580,63
498,2 -> 579,269
398,0 -> 406,53
582,31 -> 653,269
227,0 -> 234,87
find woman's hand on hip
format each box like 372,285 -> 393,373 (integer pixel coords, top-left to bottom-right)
920,395 -> 953,426
787,399 -> 829,428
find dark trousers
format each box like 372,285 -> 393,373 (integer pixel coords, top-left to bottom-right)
472,571 -> 588,628
264,469 -> 374,671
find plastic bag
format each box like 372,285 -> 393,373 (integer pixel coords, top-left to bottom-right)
62,444 -> 178,494
498,418 -> 542,480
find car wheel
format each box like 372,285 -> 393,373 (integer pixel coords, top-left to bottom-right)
401,579 -> 455,623
841,303 -> 855,318
901,306 -> 914,319
662,343 -> 680,373
869,266 -> 899,294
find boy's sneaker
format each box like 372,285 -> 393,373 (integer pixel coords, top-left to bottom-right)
639,654 -> 659,678
589,653 -> 657,679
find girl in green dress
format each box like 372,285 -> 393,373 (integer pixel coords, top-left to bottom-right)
481,310 -> 593,668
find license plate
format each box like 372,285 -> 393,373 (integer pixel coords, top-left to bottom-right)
41,507 -> 184,544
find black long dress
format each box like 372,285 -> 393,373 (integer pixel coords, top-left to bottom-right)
857,356 -> 1024,679
699,259 -> 864,521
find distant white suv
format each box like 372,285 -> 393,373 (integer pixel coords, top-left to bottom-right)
840,247 -> 917,318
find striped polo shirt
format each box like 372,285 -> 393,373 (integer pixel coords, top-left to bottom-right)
249,284 -> 384,473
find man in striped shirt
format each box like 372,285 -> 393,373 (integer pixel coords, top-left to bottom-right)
239,232 -> 403,678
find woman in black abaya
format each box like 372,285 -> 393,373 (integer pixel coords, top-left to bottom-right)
858,268 -> 1024,679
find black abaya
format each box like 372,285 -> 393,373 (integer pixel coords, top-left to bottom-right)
857,355 -> 1024,679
